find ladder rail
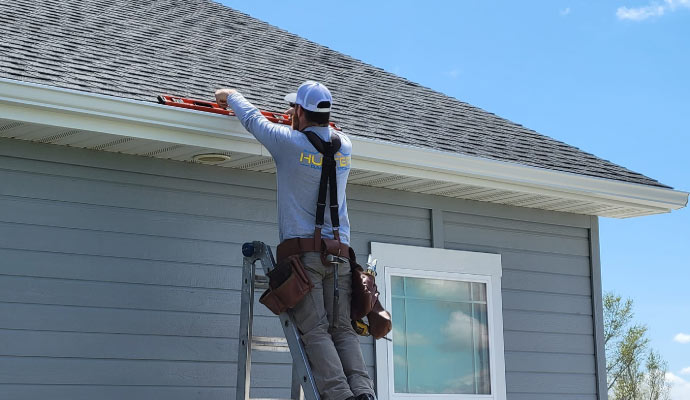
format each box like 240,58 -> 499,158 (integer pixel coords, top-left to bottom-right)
238,241 -> 321,400
236,248 -> 256,400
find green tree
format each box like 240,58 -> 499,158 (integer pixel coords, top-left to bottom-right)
604,292 -> 670,400
643,351 -> 670,400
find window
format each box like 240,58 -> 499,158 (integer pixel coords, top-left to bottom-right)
372,243 -> 506,400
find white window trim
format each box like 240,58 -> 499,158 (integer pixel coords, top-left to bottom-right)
371,242 -> 507,400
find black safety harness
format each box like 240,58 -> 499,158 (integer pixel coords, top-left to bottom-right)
302,129 -> 344,333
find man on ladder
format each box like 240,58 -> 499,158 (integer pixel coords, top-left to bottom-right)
215,81 -> 376,400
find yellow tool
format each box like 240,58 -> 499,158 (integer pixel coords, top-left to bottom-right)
352,319 -> 391,341
352,319 -> 370,336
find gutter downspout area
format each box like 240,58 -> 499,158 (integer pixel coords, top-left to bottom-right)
589,216 -> 608,400
0,77 -> 687,218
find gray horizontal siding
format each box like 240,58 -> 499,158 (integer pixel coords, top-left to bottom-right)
0,386 -> 281,400
504,331 -> 594,354
506,372 -> 597,394
0,138 -> 599,399
444,209 -> 596,398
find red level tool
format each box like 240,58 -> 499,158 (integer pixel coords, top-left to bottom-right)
157,95 -> 341,131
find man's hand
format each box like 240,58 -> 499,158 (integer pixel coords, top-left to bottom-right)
285,106 -> 298,129
215,88 -> 237,109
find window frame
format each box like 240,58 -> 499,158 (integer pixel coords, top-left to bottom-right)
371,242 -> 507,400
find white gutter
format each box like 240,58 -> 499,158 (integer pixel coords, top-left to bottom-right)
1,78 -> 687,215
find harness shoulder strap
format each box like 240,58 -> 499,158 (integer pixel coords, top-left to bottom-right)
301,129 -> 343,246
302,130 -> 341,156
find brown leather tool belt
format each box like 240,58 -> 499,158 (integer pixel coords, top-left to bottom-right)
259,254 -> 313,315
277,237 -> 351,264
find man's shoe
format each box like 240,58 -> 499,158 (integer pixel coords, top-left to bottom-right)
355,394 -> 376,400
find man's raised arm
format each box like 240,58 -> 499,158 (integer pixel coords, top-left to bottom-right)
215,88 -> 291,154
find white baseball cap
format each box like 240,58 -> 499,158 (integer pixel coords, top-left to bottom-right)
284,81 -> 332,113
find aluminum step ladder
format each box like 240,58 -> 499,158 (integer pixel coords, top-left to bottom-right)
237,241 -> 321,400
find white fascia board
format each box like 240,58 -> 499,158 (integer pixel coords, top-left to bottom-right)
1,77 -> 687,215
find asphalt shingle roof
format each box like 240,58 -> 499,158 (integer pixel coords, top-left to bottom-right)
0,0 -> 669,188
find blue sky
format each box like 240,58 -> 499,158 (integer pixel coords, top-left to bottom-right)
225,1 -> 690,397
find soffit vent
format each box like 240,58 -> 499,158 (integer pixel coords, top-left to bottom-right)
0,121 -> 24,132
235,157 -> 275,170
92,137 -> 136,150
358,174 -> 410,187
37,129 -> 82,143
397,179 -> 449,192
143,144 -> 185,157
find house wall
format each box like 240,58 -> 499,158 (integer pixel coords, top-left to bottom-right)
0,137 -> 599,400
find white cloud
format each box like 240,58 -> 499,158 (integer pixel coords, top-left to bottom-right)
617,0 -> 690,21
392,327 -> 429,346
394,353 -> 407,368
666,0 -> 690,8
447,68 -> 461,79
442,311 -> 474,348
443,371 -> 480,392
560,7 -> 572,16
667,372 -> 683,384
617,4 -> 665,20
415,278 -> 471,300
440,310 -> 489,351
681,367 -> 690,375
674,333 -> 690,343
667,372 -> 690,399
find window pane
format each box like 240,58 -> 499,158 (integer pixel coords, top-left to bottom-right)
392,296 -> 408,392
392,276 -> 405,296
403,276 -> 471,302
473,303 -> 491,394
472,282 -> 487,302
392,276 -> 490,394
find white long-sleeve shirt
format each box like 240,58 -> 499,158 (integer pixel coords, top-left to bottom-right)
227,92 -> 352,245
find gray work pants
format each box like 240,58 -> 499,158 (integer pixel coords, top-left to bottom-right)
291,252 -> 376,400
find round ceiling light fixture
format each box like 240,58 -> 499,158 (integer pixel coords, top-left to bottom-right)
192,153 -> 232,164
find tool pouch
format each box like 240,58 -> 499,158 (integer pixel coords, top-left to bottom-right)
367,299 -> 392,339
259,255 -> 314,315
349,248 -> 379,321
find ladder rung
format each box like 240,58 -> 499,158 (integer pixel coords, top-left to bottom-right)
251,336 -> 290,352
254,274 -> 269,290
